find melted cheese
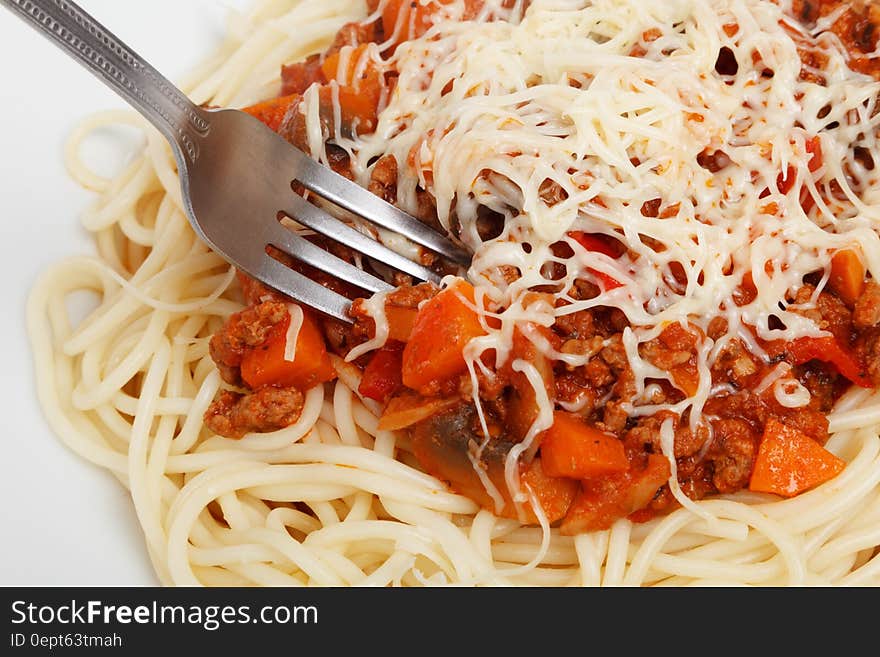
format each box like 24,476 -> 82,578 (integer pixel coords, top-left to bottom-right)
347,0 -> 878,401
319,0 -> 880,504
283,304 -> 305,361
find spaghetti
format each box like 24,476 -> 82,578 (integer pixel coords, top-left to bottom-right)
27,0 -> 880,585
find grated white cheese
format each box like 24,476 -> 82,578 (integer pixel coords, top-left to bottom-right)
283,304 -> 305,362
337,0 -> 880,415
316,0 -> 880,505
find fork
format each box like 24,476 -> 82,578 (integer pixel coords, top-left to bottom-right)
4,0 -> 471,322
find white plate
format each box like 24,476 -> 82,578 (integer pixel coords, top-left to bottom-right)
0,0 -> 251,586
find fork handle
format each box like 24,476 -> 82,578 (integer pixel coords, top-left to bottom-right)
1,0 -> 208,165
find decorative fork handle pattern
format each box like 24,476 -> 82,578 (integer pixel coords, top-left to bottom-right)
1,0 -> 209,164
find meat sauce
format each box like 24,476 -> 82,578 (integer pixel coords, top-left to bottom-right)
205,0 -> 880,531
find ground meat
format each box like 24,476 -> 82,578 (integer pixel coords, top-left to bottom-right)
280,55 -> 323,96
599,334 -> 631,372
237,271 -> 288,306
384,281 -> 439,309
209,301 -> 288,385
554,308 -> 596,340
555,371 -> 602,414
204,387 -> 304,439
622,414 -> 708,460
791,284 -> 853,343
368,154 -> 399,204
855,326 -> 880,386
584,357 -> 615,388
601,400 -> 630,434
707,418 -> 760,493
854,281 -> 880,329
710,338 -> 759,389
640,332 -> 694,370
327,19 -> 383,54
348,282 -> 438,347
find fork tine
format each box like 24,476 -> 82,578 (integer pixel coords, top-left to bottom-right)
283,194 -> 442,284
258,256 -> 354,323
288,151 -> 472,267
264,221 -> 393,294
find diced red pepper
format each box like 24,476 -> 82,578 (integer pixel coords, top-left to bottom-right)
568,232 -> 623,290
358,342 -> 405,403
785,336 -> 871,388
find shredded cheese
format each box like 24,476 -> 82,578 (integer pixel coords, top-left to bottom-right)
340,0 -> 880,419
283,304 -> 305,362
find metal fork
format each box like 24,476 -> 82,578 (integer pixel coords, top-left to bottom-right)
4,0 -> 471,322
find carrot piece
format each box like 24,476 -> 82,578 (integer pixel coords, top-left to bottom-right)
540,411 -> 629,479
828,248 -> 865,307
321,44 -> 376,87
401,281 -> 488,389
312,43 -> 385,135
240,309 -> 336,390
560,454 -> 671,535
502,324 -> 557,442
385,305 -> 418,342
358,342 -> 404,403
241,94 -> 299,132
338,83 -> 382,128
749,418 -> 846,497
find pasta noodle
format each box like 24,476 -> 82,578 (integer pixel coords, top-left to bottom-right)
27,0 -> 880,586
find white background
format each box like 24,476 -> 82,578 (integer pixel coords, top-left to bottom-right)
0,0 -> 249,585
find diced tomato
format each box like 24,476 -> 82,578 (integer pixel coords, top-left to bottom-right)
776,136 -> 822,206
